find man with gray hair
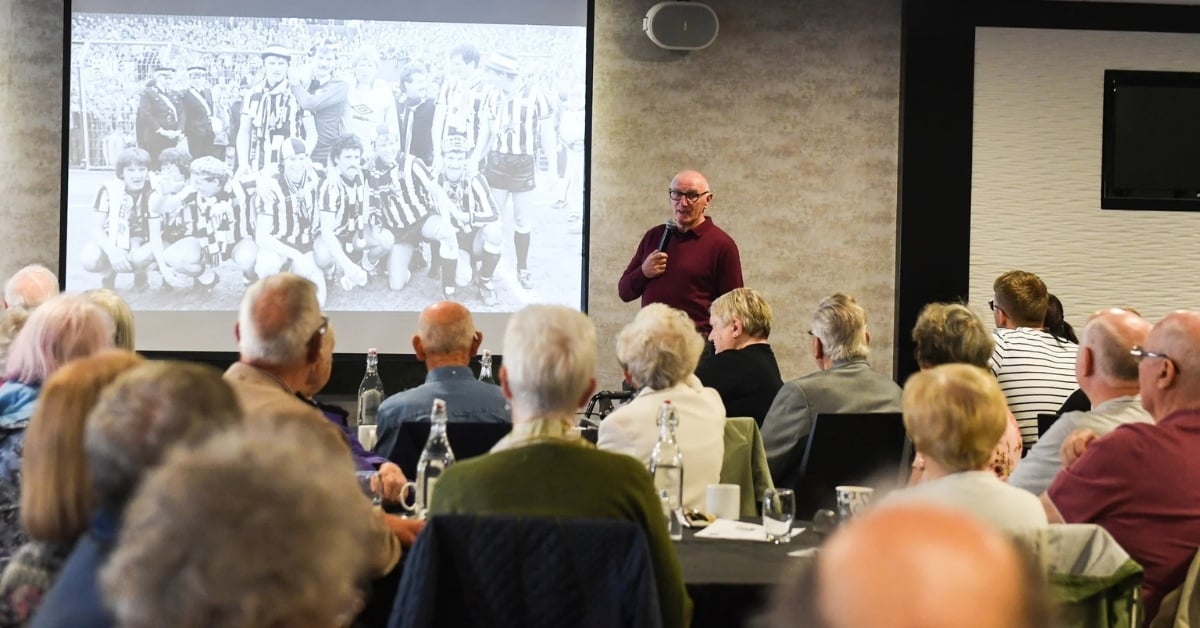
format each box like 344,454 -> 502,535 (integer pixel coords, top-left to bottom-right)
31,361 -> 243,628
760,293 -> 903,495
1009,308 -> 1152,494
374,301 -> 508,460
0,265 -> 60,365
3,265 -> 58,312
223,273 -> 411,511
1043,310 -> 1200,620
224,272 -> 340,424
428,305 -> 692,628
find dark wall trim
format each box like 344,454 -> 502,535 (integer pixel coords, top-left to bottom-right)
894,0 -> 975,383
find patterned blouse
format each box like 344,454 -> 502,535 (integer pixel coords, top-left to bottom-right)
0,541 -> 70,626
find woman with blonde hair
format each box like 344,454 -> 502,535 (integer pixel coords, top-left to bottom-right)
886,364 -> 1047,532
0,350 -> 143,624
695,288 -> 783,425
0,295 -> 113,568
909,302 -> 1022,481
84,289 -> 135,351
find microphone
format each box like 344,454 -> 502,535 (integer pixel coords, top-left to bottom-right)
657,219 -> 678,253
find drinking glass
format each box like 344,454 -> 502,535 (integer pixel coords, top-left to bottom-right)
356,470 -> 383,507
762,488 -> 796,543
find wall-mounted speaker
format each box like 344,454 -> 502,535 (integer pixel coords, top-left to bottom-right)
642,2 -> 719,51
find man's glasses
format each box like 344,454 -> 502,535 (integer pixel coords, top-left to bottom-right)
314,315 -> 329,338
987,299 -> 998,312
668,189 -> 710,202
1130,345 -> 1175,371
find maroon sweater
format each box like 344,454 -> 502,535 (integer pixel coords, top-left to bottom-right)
618,217 -> 742,335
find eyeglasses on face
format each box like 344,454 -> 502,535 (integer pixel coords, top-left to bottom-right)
668,189 -> 710,202
1130,345 -> 1173,365
314,315 -> 329,338
987,299 -> 998,312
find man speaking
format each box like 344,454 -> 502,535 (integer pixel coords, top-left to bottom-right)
618,170 -> 743,335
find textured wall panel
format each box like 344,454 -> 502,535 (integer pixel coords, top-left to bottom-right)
0,0 -> 64,281
590,0 -> 900,386
972,28 -> 1200,328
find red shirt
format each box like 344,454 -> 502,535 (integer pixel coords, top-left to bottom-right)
1048,409 -> 1200,621
617,218 -> 743,335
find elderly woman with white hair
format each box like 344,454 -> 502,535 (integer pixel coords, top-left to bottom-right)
598,304 -> 726,511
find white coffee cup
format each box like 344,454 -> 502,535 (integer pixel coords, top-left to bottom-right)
835,485 -> 874,522
358,424 -> 378,451
705,483 -> 741,520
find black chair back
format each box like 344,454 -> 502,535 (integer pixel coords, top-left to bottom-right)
386,422 -> 512,479
390,516 -> 663,628
1037,413 -> 1060,438
795,412 -> 908,517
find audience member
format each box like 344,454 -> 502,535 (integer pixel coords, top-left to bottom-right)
1009,308 -> 1151,495
1043,309 -> 1200,621
225,274 -> 404,486
2,266 -> 58,313
988,270 -> 1078,445
222,273 -> 416,552
886,364 -> 1047,532
101,420 -> 379,628
0,265 -> 60,368
0,295 -> 113,568
0,351 -> 142,625
909,303 -> 1021,480
764,504 -> 1052,628
428,305 -> 692,628
83,289 -> 135,351
290,297 -> 390,473
1044,293 -> 1079,344
760,294 -> 902,493
375,301 -> 509,459
30,361 -> 242,628
598,303 -> 726,511
694,287 -> 784,426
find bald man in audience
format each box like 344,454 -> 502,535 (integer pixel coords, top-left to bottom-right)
1,265 -> 59,364
223,273 -> 419,547
765,504 -> 1051,628
374,301 -> 508,458
3,265 -> 58,312
1043,310 -> 1200,621
1009,308 -> 1152,495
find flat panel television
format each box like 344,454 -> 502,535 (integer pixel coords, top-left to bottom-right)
1102,69 -> 1200,211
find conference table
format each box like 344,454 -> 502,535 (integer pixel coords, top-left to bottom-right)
677,523 -> 820,628
356,520 -> 822,628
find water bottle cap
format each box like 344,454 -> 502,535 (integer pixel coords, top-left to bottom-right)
367,348 -> 378,356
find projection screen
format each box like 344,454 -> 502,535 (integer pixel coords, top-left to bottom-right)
62,0 -> 589,355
